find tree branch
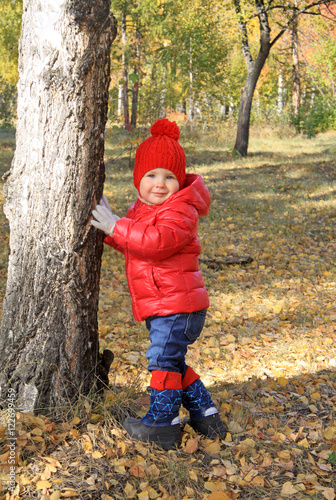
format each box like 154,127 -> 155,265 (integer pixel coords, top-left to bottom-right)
270,0 -> 333,47
234,0 -> 253,64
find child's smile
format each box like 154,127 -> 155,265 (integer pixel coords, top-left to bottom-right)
139,168 -> 180,205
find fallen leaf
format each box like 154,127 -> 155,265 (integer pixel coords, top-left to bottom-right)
36,480 -> 52,490
129,464 -> 146,478
208,492 -> 233,500
280,481 -> 300,496
184,438 -> 199,454
322,488 -> 336,500
204,442 -> 221,454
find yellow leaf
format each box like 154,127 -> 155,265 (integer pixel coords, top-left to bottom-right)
204,442 -> 221,454
205,480 -> 227,492
189,469 -> 198,482
280,481 -> 300,496
71,417 -> 80,426
277,377 -> 288,387
208,492 -> 233,500
36,480 -> 52,490
124,481 -> 137,498
243,469 -> 259,482
49,492 -> 61,500
277,450 -> 291,460
91,413 -> 103,422
225,334 -> 236,343
323,427 -> 335,440
273,304 -> 282,314
82,434 -> 92,453
31,427 -> 43,436
220,403 -> 231,413
92,450 -> 103,459
138,492 -> 149,500
298,438 -> 310,448
146,464 -> 160,477
322,487 -> 336,500
251,475 -> 264,487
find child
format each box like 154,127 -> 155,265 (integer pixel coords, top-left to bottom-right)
91,119 -> 227,450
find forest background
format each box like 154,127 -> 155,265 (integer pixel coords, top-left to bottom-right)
1,0 -> 336,137
0,1 -> 336,499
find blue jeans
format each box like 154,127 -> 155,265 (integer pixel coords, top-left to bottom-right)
145,309 -> 207,375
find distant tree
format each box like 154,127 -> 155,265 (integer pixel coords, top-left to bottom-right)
0,0 -> 116,412
0,0 -> 23,123
233,0 -> 335,156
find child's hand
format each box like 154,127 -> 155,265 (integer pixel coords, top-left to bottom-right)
91,196 -> 120,236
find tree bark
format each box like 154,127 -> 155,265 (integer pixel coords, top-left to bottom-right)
234,0 -> 271,157
0,0 -> 116,413
291,8 -> 300,116
121,9 -> 130,127
131,27 -> 140,127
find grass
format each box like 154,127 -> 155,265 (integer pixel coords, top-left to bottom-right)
0,125 -> 336,499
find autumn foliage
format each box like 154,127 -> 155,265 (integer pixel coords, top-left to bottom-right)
0,128 -> 336,498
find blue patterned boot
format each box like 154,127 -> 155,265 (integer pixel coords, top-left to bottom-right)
123,371 -> 182,450
182,367 -> 227,439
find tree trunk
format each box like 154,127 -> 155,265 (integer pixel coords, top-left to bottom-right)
121,10 -> 129,127
189,36 -> 194,131
234,54 -> 269,156
0,0 -> 116,413
291,10 -> 300,116
131,28 -> 140,127
278,70 -> 284,113
233,0 -> 333,156
234,0 -> 271,157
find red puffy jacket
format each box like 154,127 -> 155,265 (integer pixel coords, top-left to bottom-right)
104,173 -> 210,321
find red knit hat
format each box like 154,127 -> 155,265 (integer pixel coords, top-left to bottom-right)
133,118 -> 186,191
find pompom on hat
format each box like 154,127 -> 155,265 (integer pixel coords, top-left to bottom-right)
133,118 -> 186,191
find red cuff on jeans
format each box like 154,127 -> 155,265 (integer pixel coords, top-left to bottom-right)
182,366 -> 200,390
150,370 -> 182,390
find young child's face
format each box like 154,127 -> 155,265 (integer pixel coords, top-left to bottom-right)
139,168 -> 180,205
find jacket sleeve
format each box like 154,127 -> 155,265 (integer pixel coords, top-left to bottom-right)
103,202 -> 136,254
103,234 -> 124,254
111,203 -> 198,262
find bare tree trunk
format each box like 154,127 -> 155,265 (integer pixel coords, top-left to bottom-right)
234,0 -> 271,156
121,10 -> 129,127
291,9 -> 300,116
0,0 -> 116,413
189,36 -> 194,132
131,27 -> 140,127
278,70 -> 284,113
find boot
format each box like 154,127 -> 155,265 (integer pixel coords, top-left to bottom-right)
182,367 -> 227,439
123,371 -> 182,450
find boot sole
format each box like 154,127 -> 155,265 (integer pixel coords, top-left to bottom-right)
124,417 -> 181,450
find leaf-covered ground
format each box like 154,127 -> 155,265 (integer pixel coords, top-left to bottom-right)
0,127 -> 336,499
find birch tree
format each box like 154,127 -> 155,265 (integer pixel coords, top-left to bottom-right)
0,0 -> 116,413
233,0 -> 335,156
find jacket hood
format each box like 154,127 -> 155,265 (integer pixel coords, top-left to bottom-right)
133,173 -> 210,218
174,173 -> 210,217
